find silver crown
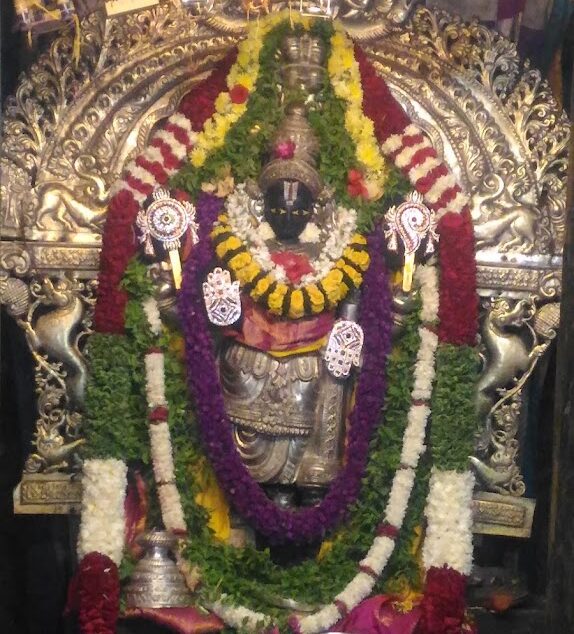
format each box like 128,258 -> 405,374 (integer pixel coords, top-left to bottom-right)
281,33 -> 326,93
259,103 -> 323,197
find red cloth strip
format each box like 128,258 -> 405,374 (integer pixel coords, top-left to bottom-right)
122,607 -> 224,634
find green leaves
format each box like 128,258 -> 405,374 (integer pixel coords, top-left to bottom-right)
430,344 -> 480,471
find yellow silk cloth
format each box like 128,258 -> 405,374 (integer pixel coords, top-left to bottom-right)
192,460 -> 231,542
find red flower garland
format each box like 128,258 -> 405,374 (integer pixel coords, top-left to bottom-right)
68,552 -> 121,634
436,210 -> 478,346
354,45 -> 411,141
94,51 -> 237,334
416,566 -> 472,634
354,44 -> 478,345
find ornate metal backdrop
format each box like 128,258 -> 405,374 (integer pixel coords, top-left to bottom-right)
1,0 -> 569,539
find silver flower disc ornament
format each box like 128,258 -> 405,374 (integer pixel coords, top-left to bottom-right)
136,188 -> 198,289
384,191 -> 438,292
203,267 -> 242,326
324,320 -> 364,378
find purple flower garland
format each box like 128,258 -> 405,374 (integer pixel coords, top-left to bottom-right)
178,192 -> 393,544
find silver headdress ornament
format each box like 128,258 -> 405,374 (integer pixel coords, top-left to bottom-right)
258,103 -> 323,198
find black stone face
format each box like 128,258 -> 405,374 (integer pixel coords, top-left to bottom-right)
263,179 -> 314,242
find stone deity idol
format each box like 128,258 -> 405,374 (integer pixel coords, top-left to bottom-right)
218,103 -> 358,507
143,34 -> 414,512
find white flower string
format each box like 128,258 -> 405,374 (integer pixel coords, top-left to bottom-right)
77,458 -> 128,565
224,184 -> 359,287
422,470 -> 475,576
143,264 -> 441,633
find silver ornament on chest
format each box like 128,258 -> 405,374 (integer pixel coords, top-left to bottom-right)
324,319 -> 364,379
203,267 -> 242,326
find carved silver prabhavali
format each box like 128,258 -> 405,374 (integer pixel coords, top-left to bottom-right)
0,0 -> 569,537
125,530 -> 192,609
203,267 -> 242,326
324,320 -> 364,378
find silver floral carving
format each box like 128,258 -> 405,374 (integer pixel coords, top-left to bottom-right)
0,0 -> 566,528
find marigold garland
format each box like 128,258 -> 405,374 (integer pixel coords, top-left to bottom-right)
212,212 -> 369,318
328,26 -> 390,201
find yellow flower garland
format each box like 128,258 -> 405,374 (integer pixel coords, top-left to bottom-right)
211,214 -> 370,319
190,10 -> 312,169
328,25 -> 391,200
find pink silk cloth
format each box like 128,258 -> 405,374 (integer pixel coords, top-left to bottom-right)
122,607 -> 224,634
336,595 -> 422,634
225,296 -> 334,353
121,596 -> 421,634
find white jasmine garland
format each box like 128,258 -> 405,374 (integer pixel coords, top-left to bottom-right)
209,598 -> 272,632
416,265 -> 439,323
299,221 -> 321,244
412,327 -> 438,401
385,467 -> 416,528
157,484 -> 186,532
142,261 -> 443,633
400,404 -> 429,468
149,422 -> 176,484
422,469 -> 475,575
145,352 -> 166,407
78,458 -> 127,565
225,184 -> 359,288
142,296 -> 162,336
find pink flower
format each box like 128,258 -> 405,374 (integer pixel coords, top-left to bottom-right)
274,140 -> 296,159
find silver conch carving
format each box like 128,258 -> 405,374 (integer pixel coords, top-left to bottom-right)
324,320 -> 364,378
203,267 -> 242,326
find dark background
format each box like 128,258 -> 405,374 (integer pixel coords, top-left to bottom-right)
1,2 -> 573,633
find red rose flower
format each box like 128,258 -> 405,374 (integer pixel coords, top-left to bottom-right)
347,169 -> 369,199
270,251 -> 313,284
230,83 -> 250,104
